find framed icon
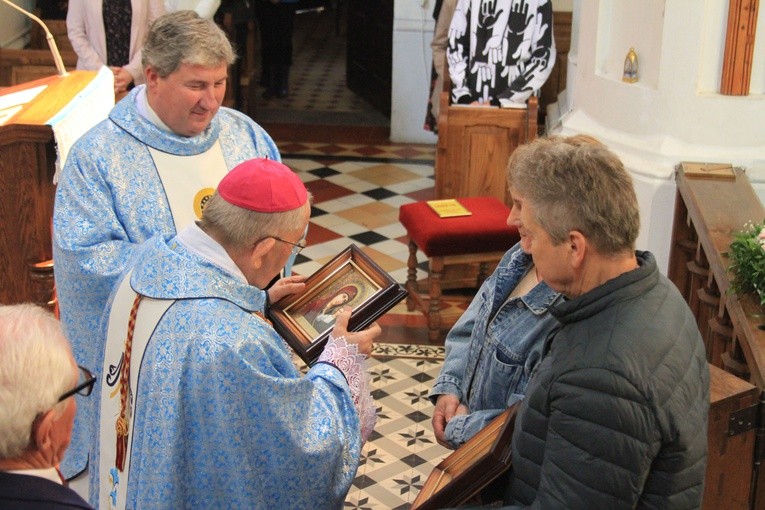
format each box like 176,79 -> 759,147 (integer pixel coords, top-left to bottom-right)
410,404 -> 519,510
269,244 -> 407,365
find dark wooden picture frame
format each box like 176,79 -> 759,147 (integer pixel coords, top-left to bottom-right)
269,244 -> 407,365
410,404 -> 519,510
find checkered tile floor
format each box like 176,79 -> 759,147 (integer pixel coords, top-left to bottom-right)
253,9 -> 389,126
279,147 -> 474,329
269,100 -> 494,502
346,343 -> 451,509
287,154 -> 433,284
279,146 -> 477,507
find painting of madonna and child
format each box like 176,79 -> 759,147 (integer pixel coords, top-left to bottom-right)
269,245 -> 407,364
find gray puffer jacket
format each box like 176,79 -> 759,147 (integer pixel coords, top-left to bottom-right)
505,251 -> 709,509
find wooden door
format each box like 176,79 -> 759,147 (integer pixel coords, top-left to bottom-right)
346,0 -> 392,116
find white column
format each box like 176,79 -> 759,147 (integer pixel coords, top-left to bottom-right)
390,0 -> 438,144
551,0 -> 765,272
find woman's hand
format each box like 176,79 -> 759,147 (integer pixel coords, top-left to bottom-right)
331,308 -> 380,357
111,66 -> 133,95
432,394 -> 461,448
267,275 -> 307,304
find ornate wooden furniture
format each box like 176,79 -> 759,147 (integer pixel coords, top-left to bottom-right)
434,72 -> 538,207
668,165 -> 765,509
707,364 -> 761,510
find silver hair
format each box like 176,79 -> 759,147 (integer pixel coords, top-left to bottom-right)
506,135 -> 640,255
142,10 -> 236,77
0,304 -> 74,459
199,191 -> 312,252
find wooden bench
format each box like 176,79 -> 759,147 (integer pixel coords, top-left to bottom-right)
669,166 -> 765,509
0,18 -> 76,88
0,48 -> 77,87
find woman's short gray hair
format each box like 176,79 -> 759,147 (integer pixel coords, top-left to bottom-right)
0,304 -> 74,459
506,135 -> 640,255
142,10 -> 236,77
200,191 -> 312,251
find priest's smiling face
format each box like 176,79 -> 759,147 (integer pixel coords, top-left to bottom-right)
146,61 -> 229,137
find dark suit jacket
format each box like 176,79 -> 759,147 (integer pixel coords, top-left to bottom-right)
0,471 -> 93,509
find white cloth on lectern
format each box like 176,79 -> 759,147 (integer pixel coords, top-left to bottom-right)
48,66 -> 114,183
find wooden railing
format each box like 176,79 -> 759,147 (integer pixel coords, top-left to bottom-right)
669,167 -> 765,385
668,166 -> 765,509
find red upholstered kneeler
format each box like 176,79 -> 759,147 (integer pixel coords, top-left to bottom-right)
399,197 -> 520,342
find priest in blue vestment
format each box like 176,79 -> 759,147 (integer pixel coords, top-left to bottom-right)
91,159 -> 379,509
53,11 -> 282,479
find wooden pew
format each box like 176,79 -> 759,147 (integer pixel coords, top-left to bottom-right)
0,17 -> 77,88
668,165 -> 765,509
0,48 -> 77,87
29,17 -> 73,53
219,11 -> 257,113
707,364 -> 761,510
540,10 -> 572,127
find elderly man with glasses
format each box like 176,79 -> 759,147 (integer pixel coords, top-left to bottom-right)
0,304 -> 95,510
91,158 -> 380,509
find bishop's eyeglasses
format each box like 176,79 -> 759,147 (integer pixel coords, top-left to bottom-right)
270,235 -> 306,255
58,365 -> 97,402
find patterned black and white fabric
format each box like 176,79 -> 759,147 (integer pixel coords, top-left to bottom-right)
447,0 -> 556,106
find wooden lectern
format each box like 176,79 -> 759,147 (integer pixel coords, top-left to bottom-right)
0,71 -> 100,309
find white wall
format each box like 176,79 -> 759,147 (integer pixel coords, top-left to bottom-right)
0,0 -> 35,48
551,0 -> 765,272
391,0 -> 438,144
391,0 -> 574,144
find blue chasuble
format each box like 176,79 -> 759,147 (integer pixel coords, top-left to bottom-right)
54,85 -> 280,477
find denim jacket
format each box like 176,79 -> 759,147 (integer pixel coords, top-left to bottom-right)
429,244 -> 563,449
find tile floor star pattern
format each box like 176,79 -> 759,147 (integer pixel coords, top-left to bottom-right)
345,344 -> 451,509
278,145 -> 478,507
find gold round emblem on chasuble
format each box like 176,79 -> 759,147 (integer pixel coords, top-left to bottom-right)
194,188 -> 216,219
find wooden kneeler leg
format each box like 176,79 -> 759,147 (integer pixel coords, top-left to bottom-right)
406,240 -> 418,311
428,257 -> 444,342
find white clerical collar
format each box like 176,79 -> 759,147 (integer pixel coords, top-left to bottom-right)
177,223 -> 248,283
6,467 -> 62,485
135,86 -> 174,133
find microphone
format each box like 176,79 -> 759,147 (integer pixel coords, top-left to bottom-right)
1,0 -> 68,77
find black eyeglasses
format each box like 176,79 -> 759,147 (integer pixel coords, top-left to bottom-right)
58,365 -> 97,402
270,235 -> 306,255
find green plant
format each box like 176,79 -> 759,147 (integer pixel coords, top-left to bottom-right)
728,221 -> 765,306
